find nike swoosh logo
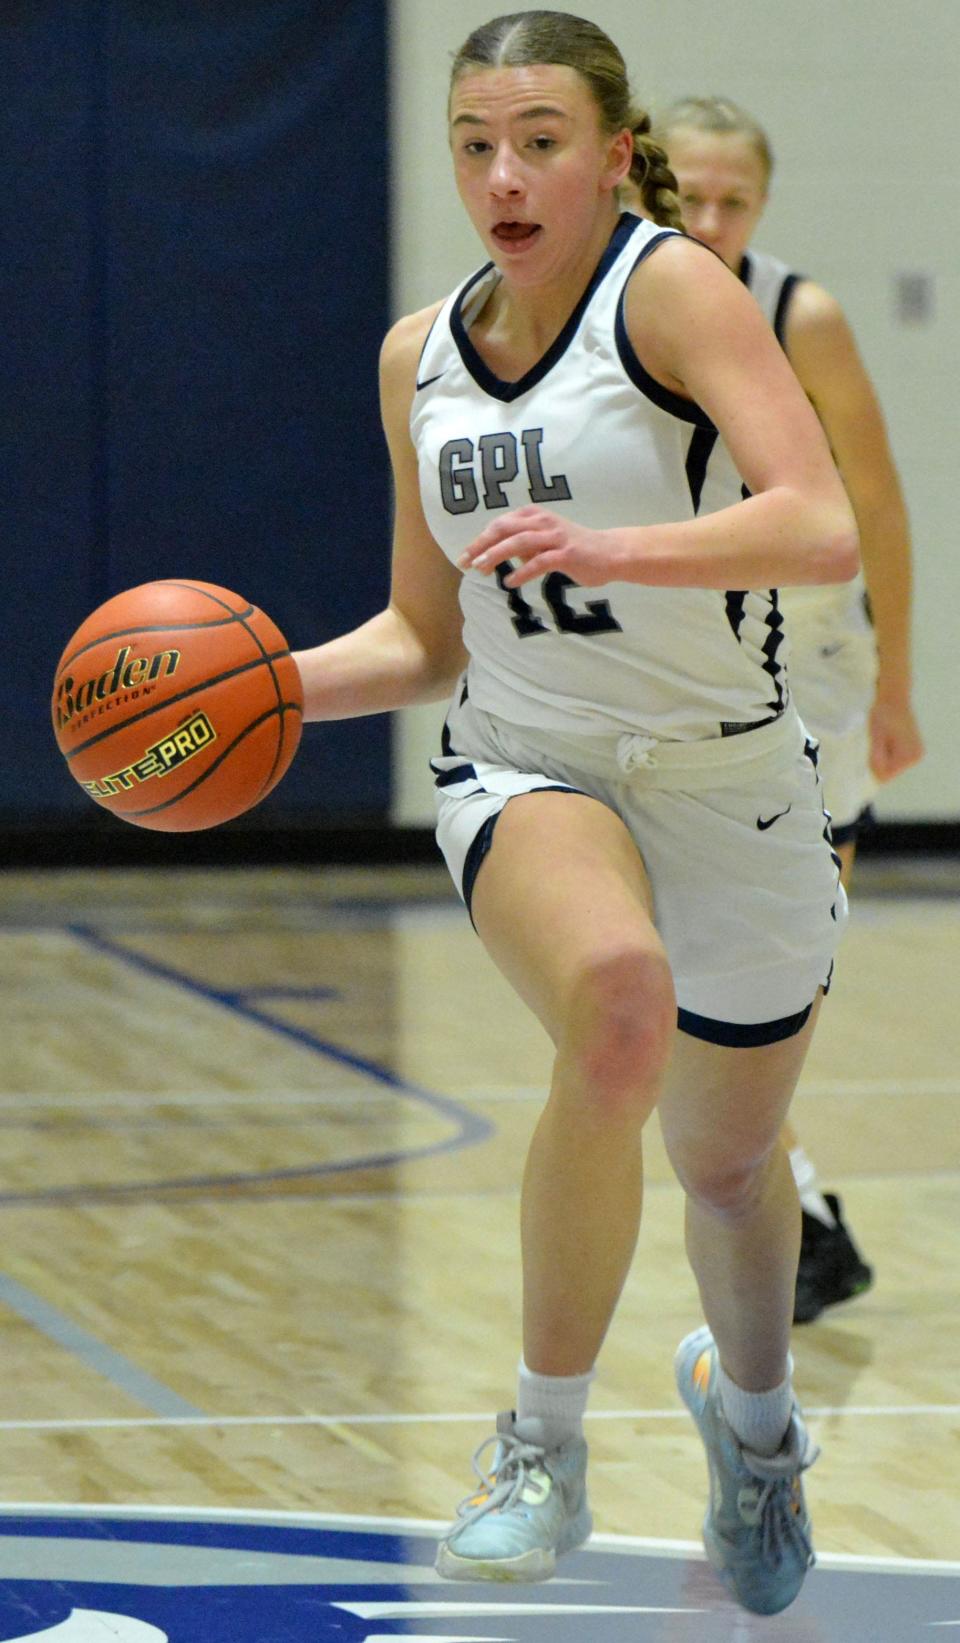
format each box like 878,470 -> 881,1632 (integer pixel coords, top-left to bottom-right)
415,370 -> 446,391
756,805 -> 792,831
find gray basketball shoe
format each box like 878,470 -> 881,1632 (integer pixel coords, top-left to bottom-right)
435,1410 -> 591,1581
675,1325 -> 819,1614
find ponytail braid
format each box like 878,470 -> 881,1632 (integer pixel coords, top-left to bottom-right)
629,111 -> 683,229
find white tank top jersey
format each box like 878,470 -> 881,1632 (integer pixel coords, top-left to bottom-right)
740,247 -> 870,642
411,212 -> 792,743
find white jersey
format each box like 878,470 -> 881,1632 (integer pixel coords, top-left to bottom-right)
740,247 -> 871,644
411,212 -> 790,743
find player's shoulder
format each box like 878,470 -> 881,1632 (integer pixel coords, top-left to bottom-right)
781,278 -> 864,386
379,301 -> 447,436
380,301 -> 446,384
784,278 -> 849,339
623,231 -> 762,352
627,232 -> 746,307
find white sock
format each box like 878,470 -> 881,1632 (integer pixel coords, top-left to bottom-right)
789,1145 -> 836,1228
718,1361 -> 794,1458
516,1359 -> 595,1447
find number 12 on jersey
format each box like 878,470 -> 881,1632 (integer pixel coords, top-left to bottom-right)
495,564 -> 622,637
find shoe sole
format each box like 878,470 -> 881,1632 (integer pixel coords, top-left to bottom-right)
703,1536 -> 804,1616
435,1543 -> 557,1581
435,1509 -> 592,1583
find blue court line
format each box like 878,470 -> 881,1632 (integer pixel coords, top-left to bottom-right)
0,924 -> 495,1208
239,985 -> 340,1001
0,1274 -> 202,1418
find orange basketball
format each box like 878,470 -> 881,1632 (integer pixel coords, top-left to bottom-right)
52,579 -> 304,831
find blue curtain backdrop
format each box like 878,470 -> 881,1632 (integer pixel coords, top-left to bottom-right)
3,1 -> 390,829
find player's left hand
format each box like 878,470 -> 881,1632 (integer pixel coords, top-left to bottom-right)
458,506 -> 622,589
868,698 -> 924,783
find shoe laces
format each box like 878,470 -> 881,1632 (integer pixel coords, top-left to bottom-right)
739,1428 -> 819,1570
443,1423 -> 550,1538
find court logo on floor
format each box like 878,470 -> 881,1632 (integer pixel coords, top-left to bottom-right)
0,1508 -> 955,1641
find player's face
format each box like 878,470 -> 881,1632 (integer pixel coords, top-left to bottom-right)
449,65 -> 631,284
666,129 -> 768,271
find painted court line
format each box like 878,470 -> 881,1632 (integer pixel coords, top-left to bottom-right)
0,1503 -> 957,1577
461,1079 -> 960,1102
0,1400 -> 957,1434
0,1090 -> 400,1109
0,923 -> 492,1206
0,1275 -> 201,1419
9,1078 -> 960,1110
0,926 -> 498,1209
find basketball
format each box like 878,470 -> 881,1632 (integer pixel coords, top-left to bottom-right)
51,579 -> 304,831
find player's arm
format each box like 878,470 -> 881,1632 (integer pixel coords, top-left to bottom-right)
295,306 -> 468,723
460,239 -> 859,591
618,239 -> 860,586
784,281 -> 923,780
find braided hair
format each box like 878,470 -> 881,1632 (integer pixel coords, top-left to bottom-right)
628,110 -> 683,229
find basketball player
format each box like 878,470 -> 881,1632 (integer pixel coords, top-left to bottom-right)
651,97 -> 923,1324
293,12 -> 859,1615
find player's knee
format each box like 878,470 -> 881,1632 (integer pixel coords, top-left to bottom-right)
562,947 -> 674,1118
677,1146 -> 774,1219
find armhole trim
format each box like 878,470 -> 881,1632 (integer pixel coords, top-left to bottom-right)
615,235 -> 716,430
773,272 -> 804,348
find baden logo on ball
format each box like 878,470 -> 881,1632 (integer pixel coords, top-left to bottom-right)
51,579 -> 303,831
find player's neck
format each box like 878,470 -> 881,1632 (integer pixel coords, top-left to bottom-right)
474,210 -> 619,372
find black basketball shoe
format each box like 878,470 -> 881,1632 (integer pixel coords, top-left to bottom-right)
794,1193 -> 874,1325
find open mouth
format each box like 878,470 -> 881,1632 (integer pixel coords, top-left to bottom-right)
492,220 -> 541,246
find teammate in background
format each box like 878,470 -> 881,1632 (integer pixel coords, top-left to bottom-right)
293,13 -> 859,1614
650,97 -> 924,1324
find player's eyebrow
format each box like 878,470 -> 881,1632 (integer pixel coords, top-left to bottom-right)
451,105 -> 571,127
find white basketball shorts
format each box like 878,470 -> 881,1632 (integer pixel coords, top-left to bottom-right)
432,683 -> 848,1047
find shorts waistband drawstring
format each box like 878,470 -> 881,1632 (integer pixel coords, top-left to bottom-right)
617,734 -> 659,773
458,688 -> 809,796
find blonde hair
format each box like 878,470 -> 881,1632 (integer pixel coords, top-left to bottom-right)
655,96 -> 774,184
451,11 -> 684,230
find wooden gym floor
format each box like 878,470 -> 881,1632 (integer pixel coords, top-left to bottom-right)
1,856 -> 958,1598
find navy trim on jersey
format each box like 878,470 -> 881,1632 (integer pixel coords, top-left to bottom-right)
773,272 -> 803,346
413,306 -> 443,387
438,679 -> 470,758
685,425 -> 720,512
451,212 -> 640,404
615,243 -> 715,429
678,1001 -> 814,1046
760,591 -> 787,713
433,761 -> 478,788
737,253 -> 806,351
724,591 -> 747,641
722,588 -> 786,716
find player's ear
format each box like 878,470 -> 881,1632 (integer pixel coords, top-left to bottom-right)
602,127 -> 634,193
